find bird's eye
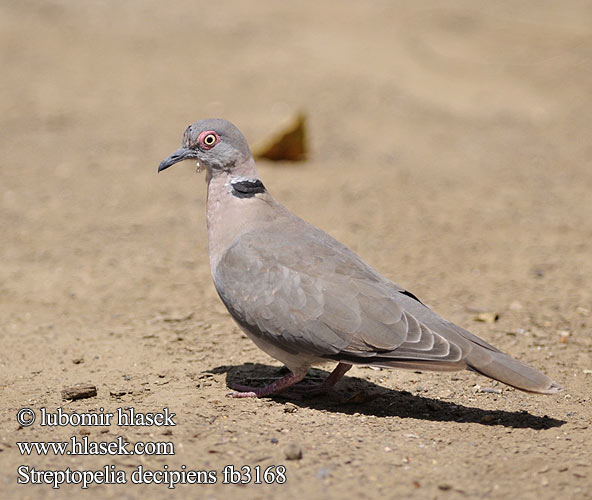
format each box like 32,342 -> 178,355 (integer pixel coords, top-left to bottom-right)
198,131 -> 219,150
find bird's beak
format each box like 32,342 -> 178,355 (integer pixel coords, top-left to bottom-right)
158,147 -> 196,172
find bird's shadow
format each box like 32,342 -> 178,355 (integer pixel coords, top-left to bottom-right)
206,363 -> 565,430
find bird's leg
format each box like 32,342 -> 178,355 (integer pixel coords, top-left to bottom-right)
288,362 -> 353,395
319,362 -> 352,390
228,370 -> 308,398
228,363 -> 353,398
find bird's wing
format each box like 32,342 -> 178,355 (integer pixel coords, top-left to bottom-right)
214,219 -> 465,367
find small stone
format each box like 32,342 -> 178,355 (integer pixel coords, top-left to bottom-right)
109,389 -> 129,397
284,403 -> 298,413
438,484 -> 452,491
480,387 -> 502,394
343,392 -> 379,404
480,414 -> 495,424
162,311 -> 194,322
474,312 -> 499,323
72,358 -> 84,365
284,443 -> 302,460
61,384 -> 97,401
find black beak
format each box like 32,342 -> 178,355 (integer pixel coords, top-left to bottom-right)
158,147 -> 196,172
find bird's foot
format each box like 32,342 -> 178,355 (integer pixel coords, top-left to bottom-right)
288,363 -> 353,397
227,370 -> 307,398
282,382 -> 338,398
227,363 -> 352,399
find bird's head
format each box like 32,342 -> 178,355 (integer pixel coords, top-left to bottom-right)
158,118 -> 254,176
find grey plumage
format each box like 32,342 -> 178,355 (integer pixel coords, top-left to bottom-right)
159,118 -> 562,397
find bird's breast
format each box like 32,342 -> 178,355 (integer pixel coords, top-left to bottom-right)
205,175 -> 277,277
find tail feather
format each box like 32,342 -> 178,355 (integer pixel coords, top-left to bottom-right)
466,349 -> 562,394
447,321 -> 562,394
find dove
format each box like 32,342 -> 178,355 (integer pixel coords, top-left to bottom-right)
158,118 -> 562,398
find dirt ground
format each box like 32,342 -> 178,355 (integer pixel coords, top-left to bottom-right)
1,1 -> 591,498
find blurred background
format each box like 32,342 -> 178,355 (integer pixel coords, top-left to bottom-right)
3,0 -> 590,314
1,1 -> 591,498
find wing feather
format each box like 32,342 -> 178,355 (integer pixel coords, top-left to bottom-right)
215,220 -> 467,367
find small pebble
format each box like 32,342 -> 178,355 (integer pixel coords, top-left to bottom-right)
61,384 -> 97,401
110,389 -> 129,397
284,403 -> 298,413
480,387 -> 502,394
474,312 -> 499,323
284,443 -> 302,460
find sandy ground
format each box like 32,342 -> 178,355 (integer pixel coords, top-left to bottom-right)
1,1 -> 591,498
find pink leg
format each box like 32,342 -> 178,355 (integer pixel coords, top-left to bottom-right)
229,370 -> 308,398
319,362 -> 352,390
229,363 -> 352,398
290,362 -> 352,395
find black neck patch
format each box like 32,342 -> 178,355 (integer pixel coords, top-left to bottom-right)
231,179 -> 266,198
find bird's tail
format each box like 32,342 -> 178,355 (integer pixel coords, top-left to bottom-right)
466,348 -> 562,394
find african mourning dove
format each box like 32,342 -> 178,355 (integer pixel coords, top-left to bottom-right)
158,119 -> 562,398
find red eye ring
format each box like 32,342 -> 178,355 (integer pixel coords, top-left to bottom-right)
198,130 -> 220,150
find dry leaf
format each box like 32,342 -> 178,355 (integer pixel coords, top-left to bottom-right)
254,113 -> 308,162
